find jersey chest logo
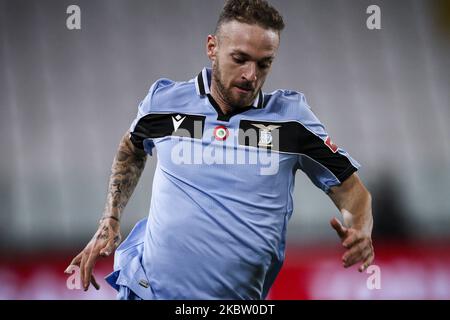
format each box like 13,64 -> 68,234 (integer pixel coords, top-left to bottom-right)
251,124 -> 281,147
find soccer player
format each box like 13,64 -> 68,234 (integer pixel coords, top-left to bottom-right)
65,0 -> 374,300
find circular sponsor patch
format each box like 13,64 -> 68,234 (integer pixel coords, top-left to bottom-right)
214,126 -> 229,141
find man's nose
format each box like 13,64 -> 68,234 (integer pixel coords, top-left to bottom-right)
242,62 -> 257,82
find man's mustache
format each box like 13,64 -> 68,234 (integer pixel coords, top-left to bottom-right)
234,82 -> 255,91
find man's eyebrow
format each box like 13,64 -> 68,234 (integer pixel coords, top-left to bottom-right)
231,50 -> 274,62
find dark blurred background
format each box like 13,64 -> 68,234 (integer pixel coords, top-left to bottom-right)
1,0 -> 449,299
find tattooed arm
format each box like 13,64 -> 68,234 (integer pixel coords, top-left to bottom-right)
65,130 -> 147,291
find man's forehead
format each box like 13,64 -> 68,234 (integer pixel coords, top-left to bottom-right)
217,20 -> 280,52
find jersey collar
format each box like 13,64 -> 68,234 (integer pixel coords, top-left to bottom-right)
195,67 -> 264,109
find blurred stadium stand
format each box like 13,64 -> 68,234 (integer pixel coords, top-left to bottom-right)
0,0 -> 449,299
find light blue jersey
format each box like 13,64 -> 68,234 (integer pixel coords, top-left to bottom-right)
106,68 -> 360,299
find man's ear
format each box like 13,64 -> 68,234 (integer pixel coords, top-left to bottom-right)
206,35 -> 218,61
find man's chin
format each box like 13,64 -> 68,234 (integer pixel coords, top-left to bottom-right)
229,94 -> 255,108
229,99 -> 253,109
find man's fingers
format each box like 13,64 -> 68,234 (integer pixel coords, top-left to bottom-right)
100,236 -> 119,257
342,240 -> 367,268
330,217 -> 348,239
83,250 -> 99,290
70,252 -> 82,266
342,233 -> 360,248
65,253 -> 82,273
358,247 -> 375,272
80,253 -> 89,291
90,274 -> 100,290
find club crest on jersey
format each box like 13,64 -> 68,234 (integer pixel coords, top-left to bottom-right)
213,126 -> 229,141
325,136 -> 338,153
251,124 -> 281,147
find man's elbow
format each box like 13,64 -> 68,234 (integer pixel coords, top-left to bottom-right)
362,185 -> 372,204
365,190 -> 372,213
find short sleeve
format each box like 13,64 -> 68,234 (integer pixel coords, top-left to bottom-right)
129,79 -> 173,151
295,94 -> 361,193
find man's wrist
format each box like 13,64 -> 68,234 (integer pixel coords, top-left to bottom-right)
99,215 -> 120,223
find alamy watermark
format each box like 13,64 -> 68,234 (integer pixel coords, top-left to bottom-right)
169,121 -> 280,176
65,5 -> 381,31
66,5 -> 81,30
65,265 -> 82,290
366,5 -> 381,30
366,264 -> 382,290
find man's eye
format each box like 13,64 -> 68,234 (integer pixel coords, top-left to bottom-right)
233,57 -> 245,64
259,62 -> 271,69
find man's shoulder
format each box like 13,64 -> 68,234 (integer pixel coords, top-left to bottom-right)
266,89 -> 307,105
145,77 -> 197,107
148,77 -> 195,97
263,89 -> 312,119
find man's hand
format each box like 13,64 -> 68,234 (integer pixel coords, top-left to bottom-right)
64,218 -> 122,291
330,210 -> 374,272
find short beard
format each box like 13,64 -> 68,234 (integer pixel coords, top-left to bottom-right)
212,59 -> 254,110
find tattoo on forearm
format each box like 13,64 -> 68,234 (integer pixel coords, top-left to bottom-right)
103,132 -> 147,220
95,224 -> 121,245
96,225 -> 109,240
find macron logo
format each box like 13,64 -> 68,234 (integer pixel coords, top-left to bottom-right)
172,114 -> 186,132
